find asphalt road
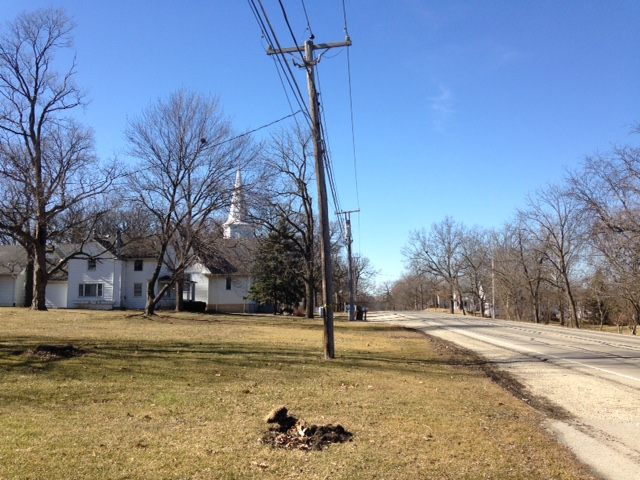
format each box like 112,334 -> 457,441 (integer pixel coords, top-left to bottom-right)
370,310 -> 640,480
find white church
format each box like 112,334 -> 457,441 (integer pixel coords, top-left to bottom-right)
0,171 -> 257,312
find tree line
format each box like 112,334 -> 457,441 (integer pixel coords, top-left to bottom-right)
0,8 -> 377,316
393,133 -> 640,334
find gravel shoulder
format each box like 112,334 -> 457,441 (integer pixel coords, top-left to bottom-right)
372,311 -> 640,480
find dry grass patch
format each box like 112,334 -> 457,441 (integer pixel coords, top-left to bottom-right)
0,308 -> 594,479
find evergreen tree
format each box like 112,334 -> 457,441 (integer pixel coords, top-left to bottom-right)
249,220 -> 304,313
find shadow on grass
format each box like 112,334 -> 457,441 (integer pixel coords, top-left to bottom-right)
0,334 -> 546,383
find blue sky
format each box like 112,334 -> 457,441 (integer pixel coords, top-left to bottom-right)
2,0 -> 639,284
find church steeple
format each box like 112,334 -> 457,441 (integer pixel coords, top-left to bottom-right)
223,169 -> 254,239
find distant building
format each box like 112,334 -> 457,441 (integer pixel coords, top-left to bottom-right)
0,169 -> 258,312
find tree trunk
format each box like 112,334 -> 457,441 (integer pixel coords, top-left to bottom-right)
145,245 -> 169,316
533,302 -> 540,324
566,287 -> 580,328
449,285 -> 455,314
31,227 -> 48,311
24,255 -> 34,308
145,290 -> 156,316
175,276 -> 184,312
304,280 -> 314,318
458,288 -> 466,315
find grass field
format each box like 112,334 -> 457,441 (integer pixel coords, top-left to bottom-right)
0,309 -> 594,479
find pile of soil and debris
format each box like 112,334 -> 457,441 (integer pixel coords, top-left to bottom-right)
261,406 -> 353,451
25,344 -> 87,360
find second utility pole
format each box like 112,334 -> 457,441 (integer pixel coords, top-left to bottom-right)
338,209 -> 359,321
268,35 -> 351,359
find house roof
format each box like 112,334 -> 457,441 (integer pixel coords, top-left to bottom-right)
55,242 -> 116,260
0,245 -> 28,275
199,238 -> 257,276
92,236 -> 159,259
0,244 -> 67,280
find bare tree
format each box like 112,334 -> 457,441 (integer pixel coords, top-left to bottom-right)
351,254 -> 378,303
252,127 -> 316,317
460,226 -> 491,316
404,216 -> 464,314
389,273 -> 436,310
505,218 -> 550,323
0,9 -> 117,309
521,186 -> 585,327
571,146 -> 640,333
127,90 -> 249,316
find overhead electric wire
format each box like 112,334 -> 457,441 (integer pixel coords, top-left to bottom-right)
300,0 -> 313,37
277,0 -> 308,66
248,0 -> 311,125
340,0 -> 361,253
256,0 -> 310,119
315,49 -> 346,239
345,42 -> 360,211
211,110 -> 302,148
341,0 -> 350,35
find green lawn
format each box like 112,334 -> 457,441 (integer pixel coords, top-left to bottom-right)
0,309 -> 594,479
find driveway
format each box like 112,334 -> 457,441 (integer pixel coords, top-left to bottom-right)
370,311 -> 640,480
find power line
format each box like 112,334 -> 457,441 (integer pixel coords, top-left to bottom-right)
300,0 -> 313,37
211,110 -> 302,148
248,0 -> 311,124
346,45 -> 360,210
277,0 -> 308,66
341,0 -> 350,35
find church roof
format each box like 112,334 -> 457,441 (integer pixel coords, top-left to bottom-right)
200,238 -> 257,275
223,169 -> 255,239
224,169 -> 249,226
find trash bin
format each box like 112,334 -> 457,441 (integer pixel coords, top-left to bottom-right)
356,305 -> 363,321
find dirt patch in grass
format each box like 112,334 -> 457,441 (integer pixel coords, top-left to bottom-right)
262,422 -> 353,451
15,344 -> 88,361
261,406 -> 353,451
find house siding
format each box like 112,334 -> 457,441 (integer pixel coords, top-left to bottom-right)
122,258 -> 173,309
0,276 -> 15,306
46,281 -> 68,308
67,255 -> 117,308
14,270 -> 25,307
207,275 -> 255,313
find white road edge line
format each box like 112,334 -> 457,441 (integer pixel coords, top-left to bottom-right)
401,318 -> 640,385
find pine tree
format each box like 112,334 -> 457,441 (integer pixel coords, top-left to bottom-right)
249,219 -> 304,313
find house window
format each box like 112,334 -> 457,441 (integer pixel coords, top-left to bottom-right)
79,283 -> 103,297
88,258 -> 96,271
225,277 -> 232,290
134,259 -> 143,271
133,283 -> 143,297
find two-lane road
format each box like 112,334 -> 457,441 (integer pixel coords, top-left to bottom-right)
370,311 -> 640,480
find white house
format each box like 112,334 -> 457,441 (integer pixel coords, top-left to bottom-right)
60,241 -> 176,310
0,170 -> 258,312
0,245 -> 27,307
0,241 -> 176,310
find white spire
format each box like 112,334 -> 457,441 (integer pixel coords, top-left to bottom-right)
223,169 -> 253,239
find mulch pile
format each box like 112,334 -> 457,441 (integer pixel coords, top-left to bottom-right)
26,344 -> 87,360
261,406 -> 353,451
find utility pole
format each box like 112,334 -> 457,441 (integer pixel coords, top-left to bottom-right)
268,36 -> 351,359
491,257 -> 496,320
338,209 -> 360,321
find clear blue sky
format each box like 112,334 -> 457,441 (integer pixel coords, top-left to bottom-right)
2,0 -> 639,284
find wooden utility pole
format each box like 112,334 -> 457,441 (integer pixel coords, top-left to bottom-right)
268,36 -> 351,359
491,257 -> 496,320
338,209 -> 359,321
